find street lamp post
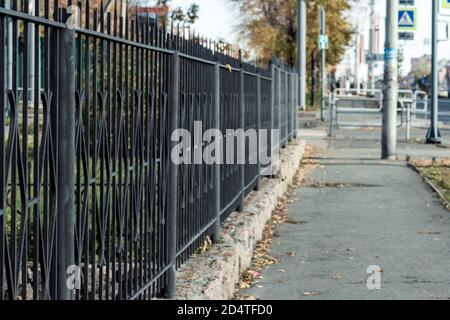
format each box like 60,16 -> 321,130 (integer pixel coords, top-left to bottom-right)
297,0 -> 306,112
426,0 -> 442,144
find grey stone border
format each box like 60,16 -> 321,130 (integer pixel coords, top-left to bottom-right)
175,137 -> 306,300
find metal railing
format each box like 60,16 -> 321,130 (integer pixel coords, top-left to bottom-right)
329,88 -> 429,130
0,2 -> 298,300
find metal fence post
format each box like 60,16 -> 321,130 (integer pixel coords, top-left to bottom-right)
212,62 -> 221,241
165,51 -> 179,299
270,62 -> 275,156
56,26 -> 76,300
256,73 -> 261,191
294,74 -> 298,138
239,68 -> 245,212
289,73 -> 297,140
286,72 -> 291,142
278,69 -> 282,148
294,73 -> 299,138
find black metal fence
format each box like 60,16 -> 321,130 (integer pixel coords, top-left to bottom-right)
0,1 -> 298,300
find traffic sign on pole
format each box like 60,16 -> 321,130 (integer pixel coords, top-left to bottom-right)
398,8 -> 416,30
318,34 -> 329,50
399,0 -> 414,5
366,53 -> 384,62
399,32 -> 414,40
440,0 -> 450,16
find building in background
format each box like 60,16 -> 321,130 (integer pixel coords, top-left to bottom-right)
407,54 -> 450,96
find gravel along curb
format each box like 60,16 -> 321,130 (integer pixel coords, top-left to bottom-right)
175,137 -> 306,300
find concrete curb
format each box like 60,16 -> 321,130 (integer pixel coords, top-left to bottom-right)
175,137 -> 306,300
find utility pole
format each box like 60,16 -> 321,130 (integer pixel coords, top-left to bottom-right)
297,0 -> 306,111
381,0 -> 398,159
426,0 -> 442,144
368,0 -> 376,90
319,5 -> 326,121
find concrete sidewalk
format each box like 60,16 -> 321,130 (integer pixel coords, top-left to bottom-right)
240,127 -> 450,300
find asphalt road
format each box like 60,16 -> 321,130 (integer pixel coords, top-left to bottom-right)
421,99 -> 450,123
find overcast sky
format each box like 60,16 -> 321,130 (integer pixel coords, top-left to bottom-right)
170,0 -> 237,43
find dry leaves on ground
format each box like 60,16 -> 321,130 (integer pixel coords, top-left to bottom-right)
411,158 -> 450,206
234,145 -> 317,300
235,199 -> 286,299
291,145 -> 319,189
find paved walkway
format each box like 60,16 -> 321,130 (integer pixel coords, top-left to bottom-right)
241,126 -> 450,300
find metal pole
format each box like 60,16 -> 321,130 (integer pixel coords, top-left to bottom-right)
355,31 -> 360,95
291,74 -> 296,139
28,1 -> 35,105
297,0 -> 306,111
165,51 -> 179,298
270,61 -> 275,157
406,103 -> 411,142
381,0 -> 398,159
256,73 -> 261,190
278,68 -> 282,146
320,5 -> 326,122
295,73 -> 299,137
328,70 -> 335,137
285,71 -> 289,145
311,51 -> 316,108
426,0 -> 442,144
294,74 -> 300,138
368,0 -> 376,90
6,0 -> 12,91
57,26 -> 76,300
270,63 -> 275,130
239,68 -> 245,212
212,62 -> 221,242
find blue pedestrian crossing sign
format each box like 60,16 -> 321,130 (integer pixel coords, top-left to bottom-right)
398,8 -> 416,31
